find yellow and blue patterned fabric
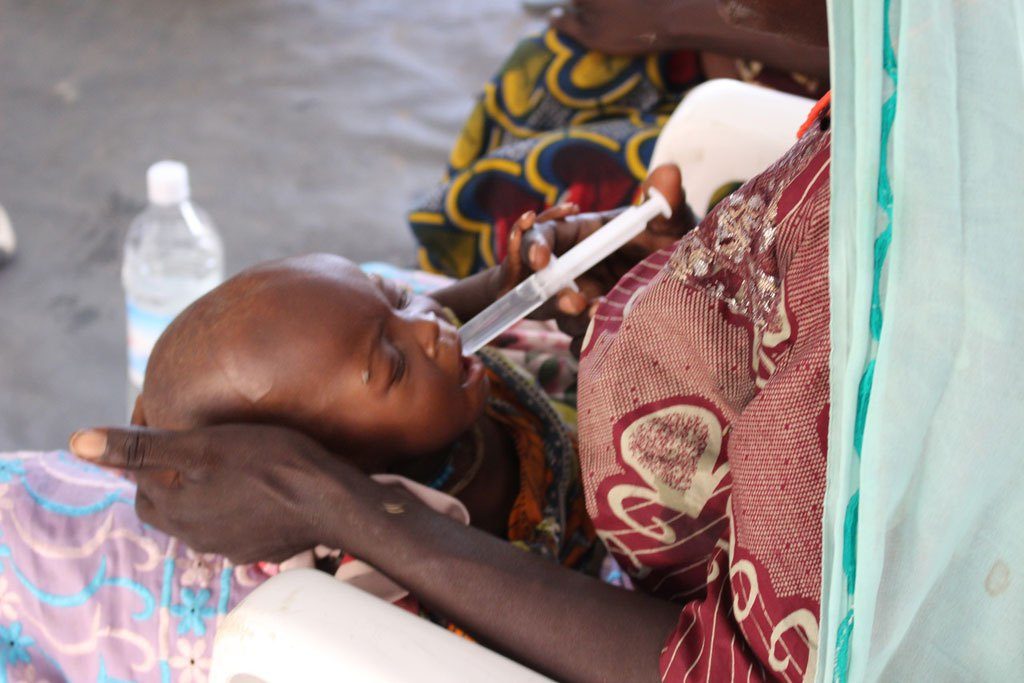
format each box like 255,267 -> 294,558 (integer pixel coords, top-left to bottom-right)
409,29 -> 704,278
410,29 -> 827,279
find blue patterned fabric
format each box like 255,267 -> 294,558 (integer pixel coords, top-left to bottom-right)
0,451 -> 260,682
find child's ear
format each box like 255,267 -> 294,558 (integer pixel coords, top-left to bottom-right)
130,397 -> 148,427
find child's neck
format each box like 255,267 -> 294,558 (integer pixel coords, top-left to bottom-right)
455,413 -> 520,536
392,414 -> 519,537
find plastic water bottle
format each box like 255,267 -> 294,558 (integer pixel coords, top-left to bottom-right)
122,160 -> 224,411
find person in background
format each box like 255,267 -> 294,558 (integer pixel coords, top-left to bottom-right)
409,0 -> 828,278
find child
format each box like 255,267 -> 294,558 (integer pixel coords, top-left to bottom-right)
0,208 -> 608,683
134,206 -> 598,566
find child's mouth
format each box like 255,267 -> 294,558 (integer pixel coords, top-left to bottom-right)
459,352 -> 484,388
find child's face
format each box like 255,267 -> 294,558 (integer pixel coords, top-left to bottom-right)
302,258 -> 489,459
142,255 -> 488,469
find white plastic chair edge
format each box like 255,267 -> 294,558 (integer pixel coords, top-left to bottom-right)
649,78 -> 816,218
210,568 -> 556,683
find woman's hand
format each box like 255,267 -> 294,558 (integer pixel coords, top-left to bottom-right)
492,201 -> 588,309
549,0 -> 701,55
68,424 -> 366,564
504,166 -> 693,300
549,0 -> 830,77
433,164 -> 692,351
502,164 -> 694,352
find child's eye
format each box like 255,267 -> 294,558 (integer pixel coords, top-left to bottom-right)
389,346 -> 407,387
372,276 -> 410,309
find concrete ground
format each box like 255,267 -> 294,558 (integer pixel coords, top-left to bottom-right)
0,0 -> 539,450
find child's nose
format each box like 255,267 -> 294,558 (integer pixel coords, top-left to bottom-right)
409,311 -> 440,359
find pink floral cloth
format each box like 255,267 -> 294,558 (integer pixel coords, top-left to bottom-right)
0,450 -> 266,682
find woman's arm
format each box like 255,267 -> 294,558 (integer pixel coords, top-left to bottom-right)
70,424 -> 679,683
326,464 -> 680,683
552,0 -> 829,78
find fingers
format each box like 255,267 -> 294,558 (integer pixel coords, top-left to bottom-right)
556,288 -> 588,316
507,211 -> 532,270
502,209 -> 540,289
522,202 -> 578,271
527,232 -> 553,272
531,282 -> 585,321
69,426 -> 192,472
536,202 -> 579,223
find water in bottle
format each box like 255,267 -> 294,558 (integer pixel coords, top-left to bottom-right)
122,160 -> 224,412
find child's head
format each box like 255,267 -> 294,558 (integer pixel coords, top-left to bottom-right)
137,254 -> 488,472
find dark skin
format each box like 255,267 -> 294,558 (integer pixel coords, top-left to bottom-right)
133,254 -> 517,535
72,5 -> 830,680
131,177 -> 687,534
549,0 -> 829,78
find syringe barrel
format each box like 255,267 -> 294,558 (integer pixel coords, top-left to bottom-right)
458,190 -> 671,354
458,276 -> 548,355
534,194 -> 669,296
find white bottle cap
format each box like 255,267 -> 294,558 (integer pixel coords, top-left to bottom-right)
0,203 -> 15,259
146,160 -> 191,206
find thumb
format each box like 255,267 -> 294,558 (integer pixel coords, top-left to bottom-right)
643,164 -> 696,236
69,426 -> 190,472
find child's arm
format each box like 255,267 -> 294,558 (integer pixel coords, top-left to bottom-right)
429,203 -> 620,322
432,166 -> 694,325
426,264 -> 507,324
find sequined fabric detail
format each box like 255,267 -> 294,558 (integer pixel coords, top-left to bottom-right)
668,134 -> 824,333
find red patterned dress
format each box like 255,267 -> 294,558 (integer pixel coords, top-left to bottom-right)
578,114 -> 831,681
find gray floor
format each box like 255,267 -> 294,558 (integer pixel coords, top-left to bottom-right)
0,0 -> 538,450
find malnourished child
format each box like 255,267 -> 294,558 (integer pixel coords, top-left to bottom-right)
135,208 -> 600,574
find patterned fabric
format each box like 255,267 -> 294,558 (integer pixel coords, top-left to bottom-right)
484,324 -> 578,422
577,116 -> 831,681
410,29 -> 699,278
479,350 -> 593,568
409,29 -> 824,279
0,450 -> 262,682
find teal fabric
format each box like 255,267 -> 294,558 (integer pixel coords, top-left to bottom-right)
822,0 -> 1024,679
819,0 -> 889,678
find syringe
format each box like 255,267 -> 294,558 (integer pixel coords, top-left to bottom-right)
459,189 -> 672,355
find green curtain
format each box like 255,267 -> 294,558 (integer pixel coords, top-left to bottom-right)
821,0 -> 1024,679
